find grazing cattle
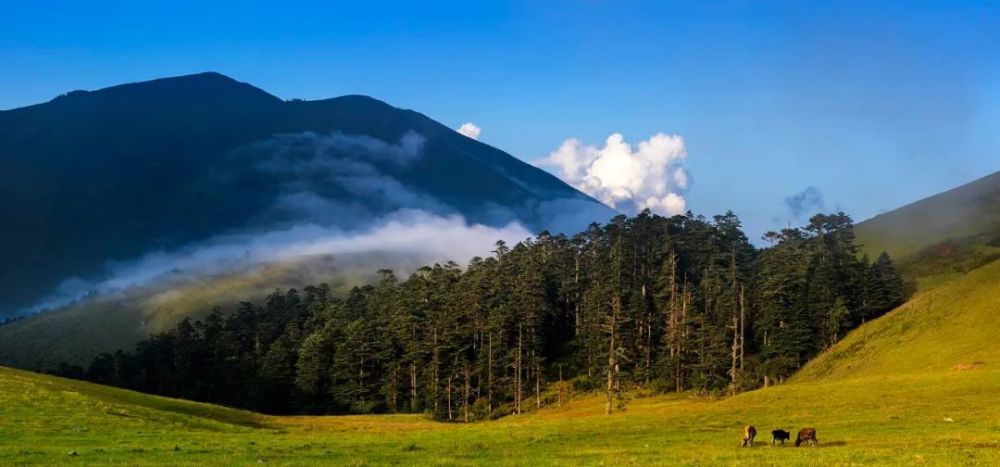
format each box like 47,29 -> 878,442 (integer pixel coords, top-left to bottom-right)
771,428 -> 791,445
795,428 -> 818,447
741,425 -> 757,447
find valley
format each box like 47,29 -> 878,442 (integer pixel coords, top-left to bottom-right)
2,208 -> 1000,465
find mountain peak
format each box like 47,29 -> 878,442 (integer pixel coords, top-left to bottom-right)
47,71 -> 281,107
129,71 -> 259,89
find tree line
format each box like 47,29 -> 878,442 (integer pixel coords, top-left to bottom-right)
62,211 -> 906,419
0,316 -> 24,326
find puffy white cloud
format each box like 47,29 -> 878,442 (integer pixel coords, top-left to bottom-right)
457,122 -> 481,140
537,133 -> 689,216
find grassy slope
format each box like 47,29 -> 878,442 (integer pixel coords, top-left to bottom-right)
796,258 -> 1000,381
855,170 -> 1000,262
3,263 -> 1000,465
0,253 -> 419,368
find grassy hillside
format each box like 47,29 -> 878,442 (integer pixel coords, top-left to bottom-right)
0,252 -> 432,368
855,170 -> 1000,262
855,170 -> 1000,290
3,345 -> 999,464
795,258 -> 1000,381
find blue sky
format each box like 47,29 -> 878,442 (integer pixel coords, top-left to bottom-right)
2,0 -> 998,239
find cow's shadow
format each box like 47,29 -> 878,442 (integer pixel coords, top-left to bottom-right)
767,440 -> 847,448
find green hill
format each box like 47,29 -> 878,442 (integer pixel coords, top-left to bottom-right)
795,257 -> 1000,381
0,252 -> 420,368
856,170 -> 1000,261
856,170 -> 1000,284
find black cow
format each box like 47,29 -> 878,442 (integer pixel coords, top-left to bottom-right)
771,428 -> 791,445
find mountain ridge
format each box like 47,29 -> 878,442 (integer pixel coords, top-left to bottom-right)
0,72 -> 612,316
855,169 -> 1000,262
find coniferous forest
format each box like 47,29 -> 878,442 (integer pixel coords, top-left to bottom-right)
66,211 -> 905,420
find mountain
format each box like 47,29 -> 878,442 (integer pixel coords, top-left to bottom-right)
0,72 -> 613,317
855,170 -> 1000,282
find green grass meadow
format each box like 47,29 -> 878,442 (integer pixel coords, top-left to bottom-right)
2,259 -> 999,465
1,366 -> 998,465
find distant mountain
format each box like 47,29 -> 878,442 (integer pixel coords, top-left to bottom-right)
855,170 -> 1000,281
0,72 -> 612,316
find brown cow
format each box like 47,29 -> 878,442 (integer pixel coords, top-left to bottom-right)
795,428 -> 818,447
741,425 -> 757,447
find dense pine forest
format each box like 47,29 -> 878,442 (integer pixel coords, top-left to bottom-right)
62,211 -> 905,420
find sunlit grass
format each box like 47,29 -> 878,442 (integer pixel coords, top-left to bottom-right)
796,258 -> 1000,381
2,366 -> 998,465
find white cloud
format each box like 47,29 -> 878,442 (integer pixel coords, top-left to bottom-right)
537,133 -> 689,216
457,122 -> 481,140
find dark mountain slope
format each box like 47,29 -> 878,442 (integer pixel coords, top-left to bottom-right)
0,72 -> 610,315
0,73 -> 286,312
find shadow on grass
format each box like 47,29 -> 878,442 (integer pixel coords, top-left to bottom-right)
49,370 -> 266,428
764,440 -> 847,448
780,441 -> 847,447
94,391 -> 267,429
